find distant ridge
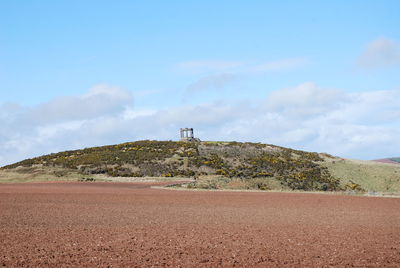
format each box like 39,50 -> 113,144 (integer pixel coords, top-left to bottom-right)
373,158 -> 400,164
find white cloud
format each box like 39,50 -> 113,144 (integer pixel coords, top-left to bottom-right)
0,102 -> 25,123
266,82 -> 344,118
252,57 -> 308,73
262,85 -> 400,158
329,89 -> 400,124
185,73 -> 238,95
176,57 -> 308,76
0,85 -> 133,166
358,37 -> 400,69
180,57 -> 308,97
176,60 -> 244,73
1,82 -> 399,166
28,84 -> 133,124
122,108 -> 157,120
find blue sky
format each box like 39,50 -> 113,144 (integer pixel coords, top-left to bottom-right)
0,0 -> 400,165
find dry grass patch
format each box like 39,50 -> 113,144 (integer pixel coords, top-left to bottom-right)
322,157 -> 400,193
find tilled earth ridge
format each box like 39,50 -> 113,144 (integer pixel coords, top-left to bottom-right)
0,182 -> 399,267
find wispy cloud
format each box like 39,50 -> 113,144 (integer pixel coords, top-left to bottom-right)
252,57 -> 308,73
176,60 -> 244,73
179,57 -> 308,97
185,73 -> 238,95
358,37 -> 400,69
176,57 -> 308,75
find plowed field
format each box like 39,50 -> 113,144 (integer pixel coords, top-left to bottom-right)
1,182 -> 399,267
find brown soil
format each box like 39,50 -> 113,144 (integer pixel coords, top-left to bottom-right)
1,182 -> 399,267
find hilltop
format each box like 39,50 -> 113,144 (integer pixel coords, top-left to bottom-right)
1,140 -> 399,193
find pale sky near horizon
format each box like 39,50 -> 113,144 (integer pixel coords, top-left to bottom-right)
1,0 -> 400,166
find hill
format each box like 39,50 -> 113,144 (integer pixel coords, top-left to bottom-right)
373,158 -> 400,164
1,140 -> 399,193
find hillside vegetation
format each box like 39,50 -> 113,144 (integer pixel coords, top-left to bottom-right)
390,158 -> 400,163
1,140 -> 399,193
1,140 -> 341,191
322,158 -> 400,193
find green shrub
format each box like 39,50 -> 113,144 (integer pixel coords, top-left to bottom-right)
78,177 -> 96,182
345,180 -> 365,192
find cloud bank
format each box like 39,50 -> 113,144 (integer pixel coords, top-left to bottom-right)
0,82 -> 399,166
0,85 -> 134,166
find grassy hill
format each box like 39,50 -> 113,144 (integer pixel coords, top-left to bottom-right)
1,140 -> 399,194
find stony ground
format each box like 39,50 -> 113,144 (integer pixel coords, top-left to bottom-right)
1,182 -> 399,267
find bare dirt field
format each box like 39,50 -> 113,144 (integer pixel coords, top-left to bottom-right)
1,182 -> 400,267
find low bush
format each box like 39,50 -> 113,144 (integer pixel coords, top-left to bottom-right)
345,180 -> 365,192
78,177 -> 96,182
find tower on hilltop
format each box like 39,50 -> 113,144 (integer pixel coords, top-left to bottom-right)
180,128 -> 200,142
